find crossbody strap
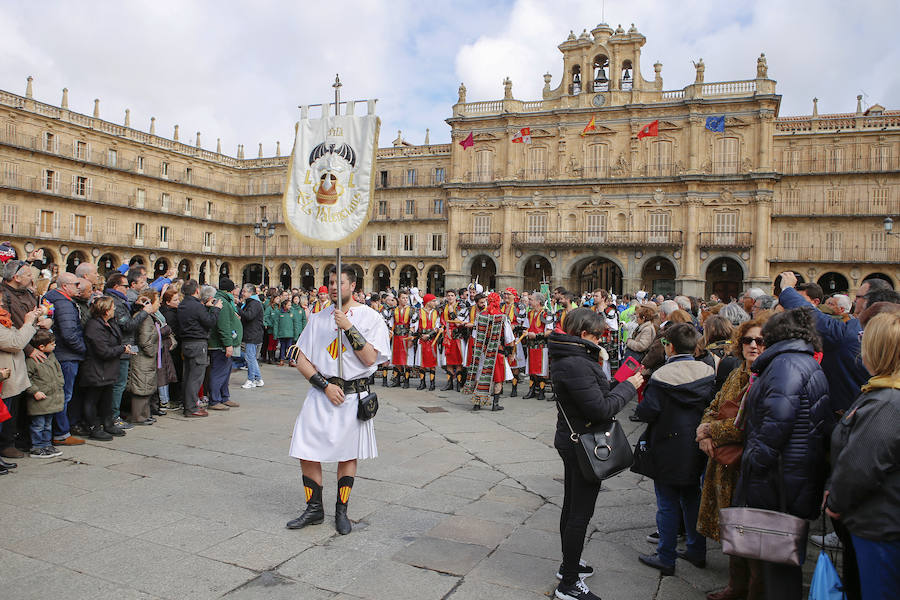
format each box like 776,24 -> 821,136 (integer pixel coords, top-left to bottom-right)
555,399 -> 580,442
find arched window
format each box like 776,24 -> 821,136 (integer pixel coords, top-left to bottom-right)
571,65 -> 582,95
621,60 -> 633,90
593,55 -> 609,92
714,137 -> 739,174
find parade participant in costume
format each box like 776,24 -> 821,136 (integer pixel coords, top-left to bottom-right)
501,287 -> 525,397
286,266 -> 390,535
524,292 -> 552,400
592,289 -> 621,378
376,298 -> 392,386
462,293 -> 485,389
311,285 -> 331,314
440,290 -> 464,390
464,292 -> 513,412
414,294 -> 440,390
389,291 -> 414,388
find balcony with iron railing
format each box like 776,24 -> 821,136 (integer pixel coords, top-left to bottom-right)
458,232 -> 502,249
773,197 -> 900,217
698,232 -> 753,249
510,230 -> 683,249
374,173 -> 447,189
774,156 -> 900,176
770,243 -> 900,264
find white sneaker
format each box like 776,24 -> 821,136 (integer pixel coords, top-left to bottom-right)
810,531 -> 842,550
241,380 -> 256,389
254,379 -> 264,387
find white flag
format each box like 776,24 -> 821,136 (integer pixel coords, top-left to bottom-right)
282,108 -> 380,247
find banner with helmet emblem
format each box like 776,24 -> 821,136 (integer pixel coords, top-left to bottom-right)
282,100 -> 380,248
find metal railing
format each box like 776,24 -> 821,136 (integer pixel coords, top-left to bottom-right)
458,232 -> 502,248
774,156 -> 900,175
510,230 -> 682,248
773,197 -> 900,217
698,232 -> 753,249
770,244 -> 900,264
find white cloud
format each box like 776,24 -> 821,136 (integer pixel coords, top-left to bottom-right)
0,0 -> 896,152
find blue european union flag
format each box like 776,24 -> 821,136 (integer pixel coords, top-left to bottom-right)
705,116 -> 725,132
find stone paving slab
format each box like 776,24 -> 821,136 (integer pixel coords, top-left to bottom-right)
0,362 -> 827,599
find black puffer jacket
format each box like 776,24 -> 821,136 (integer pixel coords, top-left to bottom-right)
79,317 -> 127,387
105,288 -> 149,348
43,288 -> 86,362
239,297 -> 264,345
548,332 -> 637,449
635,355 -> 715,485
176,295 -> 220,341
737,339 -> 830,520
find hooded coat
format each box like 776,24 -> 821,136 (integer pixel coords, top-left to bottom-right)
635,354 -> 716,485
127,313 -> 161,397
737,339 -> 830,520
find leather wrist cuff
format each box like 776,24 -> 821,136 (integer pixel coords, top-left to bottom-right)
346,326 -> 367,351
309,372 -> 329,391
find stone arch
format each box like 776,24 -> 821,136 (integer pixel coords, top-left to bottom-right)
567,253 -> 626,296
98,252 -> 120,279
522,254 -> 553,292
640,256 -> 678,296
818,272 -> 850,294
153,256 -> 169,280
299,263 -> 315,290
65,250 -> 88,274
321,263 -> 335,287
863,272 -> 895,289
467,254 -> 496,291
177,258 -> 192,279
371,263 -> 390,292
426,264 -> 445,296
704,256 -> 746,302
398,264 -> 418,290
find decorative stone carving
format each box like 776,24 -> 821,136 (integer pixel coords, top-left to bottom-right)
757,53 -> 768,79
503,77 -> 513,100
693,58 -> 705,83
457,82 -> 466,104
742,158 -> 753,173
612,153 -> 629,176
653,188 -> 665,204
701,159 -> 712,174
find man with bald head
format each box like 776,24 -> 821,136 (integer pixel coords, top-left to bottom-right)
74,262 -> 100,291
42,272 -> 87,445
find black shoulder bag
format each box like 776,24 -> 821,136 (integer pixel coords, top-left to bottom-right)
557,400 -> 634,483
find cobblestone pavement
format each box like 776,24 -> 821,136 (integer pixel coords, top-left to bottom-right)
0,364 -> 826,599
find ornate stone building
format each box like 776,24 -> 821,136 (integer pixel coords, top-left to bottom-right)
1,23 -> 897,298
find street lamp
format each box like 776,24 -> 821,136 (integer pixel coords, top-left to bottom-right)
253,216 -> 276,285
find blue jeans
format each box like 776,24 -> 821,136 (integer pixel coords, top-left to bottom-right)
853,535 -> 900,600
53,360 -> 80,439
208,349 -> 233,406
653,481 -> 705,566
30,414 -> 53,449
158,385 -> 169,405
279,338 -> 293,361
111,358 -> 130,419
244,342 -> 261,381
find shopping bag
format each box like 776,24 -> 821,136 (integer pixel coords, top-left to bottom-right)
808,550 -> 845,600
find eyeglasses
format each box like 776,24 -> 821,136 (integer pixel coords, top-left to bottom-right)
740,336 -> 765,347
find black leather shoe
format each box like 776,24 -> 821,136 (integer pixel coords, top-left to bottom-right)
522,386 -> 536,399
677,550 -> 706,569
471,404 -> 480,411
286,502 -> 325,529
509,384 -> 517,398
401,379 -> 409,389
416,379 -> 427,390
151,407 -> 167,416
389,378 -> 401,388
0,465 -> 7,475
441,378 -> 454,391
638,553 -> 675,576
335,503 -> 352,535
428,379 -> 435,391
0,456 -> 17,469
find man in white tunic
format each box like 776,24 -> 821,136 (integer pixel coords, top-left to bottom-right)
286,266 -> 390,535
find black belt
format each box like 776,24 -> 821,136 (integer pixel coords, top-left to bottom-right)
326,376 -> 370,394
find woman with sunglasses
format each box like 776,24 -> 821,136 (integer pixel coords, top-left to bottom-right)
696,315 -> 769,600
549,307 -> 643,600
735,308 -> 830,599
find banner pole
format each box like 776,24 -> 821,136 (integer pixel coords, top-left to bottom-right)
333,74 -> 344,380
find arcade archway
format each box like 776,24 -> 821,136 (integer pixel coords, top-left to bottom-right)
427,265 -> 445,296
299,263 -> 315,290
706,257 -> 744,302
398,264 -> 418,290
177,259 -> 192,279
575,257 -> 623,296
372,264 -> 390,292
523,255 -> 552,292
65,250 -> 87,274
153,257 -> 169,280
863,272 -> 895,289
470,255 -> 497,291
278,263 -> 292,289
642,257 -> 676,297
242,263 -> 268,286
98,253 -> 119,279
818,272 -> 850,294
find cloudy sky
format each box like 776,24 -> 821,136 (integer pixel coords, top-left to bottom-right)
2,0 -> 897,154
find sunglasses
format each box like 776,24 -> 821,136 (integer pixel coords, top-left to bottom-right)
740,336 -> 765,347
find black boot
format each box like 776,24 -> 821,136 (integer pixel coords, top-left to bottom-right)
381,370 -> 388,387
455,372 -> 464,392
401,371 -> 410,389
491,394 -> 504,411
287,476 -> 325,529
104,419 -> 126,437
523,380 -> 537,399
537,382 -> 546,402
441,374 -> 454,391
334,475 -> 354,535
428,372 -> 435,391
510,377 -> 518,398
417,376 -> 427,390
90,424 -> 113,441
390,369 -> 401,387
471,403 -> 481,411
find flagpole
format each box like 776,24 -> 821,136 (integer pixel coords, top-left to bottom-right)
333,74 -> 344,380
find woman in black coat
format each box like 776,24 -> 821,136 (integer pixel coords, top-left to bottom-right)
737,308 -> 830,600
80,296 -> 135,440
549,308 -> 644,600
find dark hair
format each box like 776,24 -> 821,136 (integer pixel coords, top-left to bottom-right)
327,265 -> 357,286
862,277 -> 892,295
762,307 -> 822,352
700,315 -> 733,346
105,272 -> 126,290
865,289 -> 900,306
126,265 -> 146,286
859,301 -> 900,329
796,282 -> 824,303
562,307 -> 607,338
666,322 -> 700,355
31,329 -> 55,348
181,279 -> 200,297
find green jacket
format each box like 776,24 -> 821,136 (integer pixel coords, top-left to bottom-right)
620,304 -> 637,342
263,303 -> 277,331
291,305 -> 307,339
25,353 -> 65,416
209,290 -> 243,349
273,308 -> 295,339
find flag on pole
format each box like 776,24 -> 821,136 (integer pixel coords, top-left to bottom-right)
511,127 -> 531,144
637,120 -> 659,140
705,116 -> 725,132
581,116 -> 596,137
459,132 -> 474,149
282,101 -> 380,248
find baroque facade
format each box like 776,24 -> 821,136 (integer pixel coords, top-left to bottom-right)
1,22 -> 898,298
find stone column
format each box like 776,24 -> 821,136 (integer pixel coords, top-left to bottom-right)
444,199 -> 466,290
687,115 -> 702,173
678,195 -> 704,296
750,192 -> 773,288
757,110 -> 775,171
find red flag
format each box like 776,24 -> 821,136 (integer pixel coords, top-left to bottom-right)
580,116 -> 596,137
637,120 -> 658,140
511,127 -> 531,144
459,132 -> 474,149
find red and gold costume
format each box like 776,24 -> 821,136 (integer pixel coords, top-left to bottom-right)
526,308 -> 550,376
311,299 -> 331,314
441,301 -> 463,366
415,307 -> 440,369
464,304 -> 479,367
390,305 -> 413,366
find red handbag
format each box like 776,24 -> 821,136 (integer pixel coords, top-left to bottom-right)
0,398 -> 11,423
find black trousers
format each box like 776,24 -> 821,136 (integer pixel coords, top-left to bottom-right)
557,443 -> 601,585
759,560 -> 802,600
181,340 -> 209,413
0,392 -> 23,449
168,348 -> 184,405
81,385 -> 113,428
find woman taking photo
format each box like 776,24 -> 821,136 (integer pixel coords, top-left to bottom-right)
696,316 -> 769,600
624,305 -> 656,363
825,311 -> 900,600
737,308 -> 829,599
549,307 -> 643,600
80,296 -> 136,440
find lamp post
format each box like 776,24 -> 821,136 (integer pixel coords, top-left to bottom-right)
253,216 -> 276,286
